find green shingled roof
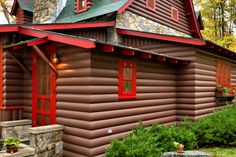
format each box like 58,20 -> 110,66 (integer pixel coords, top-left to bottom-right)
55,0 -> 128,23
18,0 -> 33,12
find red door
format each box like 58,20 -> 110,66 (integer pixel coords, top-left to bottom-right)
32,46 -> 56,127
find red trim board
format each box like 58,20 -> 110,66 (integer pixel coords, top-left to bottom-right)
117,29 -> 206,46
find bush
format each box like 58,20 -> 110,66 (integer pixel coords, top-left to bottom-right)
106,123 -> 197,157
186,106 -> 236,147
105,105 -> 236,157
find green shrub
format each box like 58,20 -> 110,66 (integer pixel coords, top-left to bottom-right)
106,105 -> 236,157
105,123 -> 163,157
189,106 -> 236,147
106,123 -> 197,157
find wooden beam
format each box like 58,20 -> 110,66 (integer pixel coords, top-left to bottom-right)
120,49 -> 135,56
19,27 -> 96,49
167,58 -> 178,64
141,53 -> 152,59
97,45 -> 114,53
4,37 -> 48,49
32,45 -> 58,75
6,50 -> 31,75
156,56 -> 166,62
27,38 -> 48,46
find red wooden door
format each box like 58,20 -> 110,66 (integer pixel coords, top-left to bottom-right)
32,46 -> 56,127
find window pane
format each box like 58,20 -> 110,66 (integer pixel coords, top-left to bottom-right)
218,64 -> 221,84
37,99 -> 42,110
124,67 -> 132,80
79,0 -> 85,9
44,99 -> 51,112
45,115 -> 51,125
37,56 -> 50,95
37,114 -> 42,126
148,0 -> 155,8
123,81 -> 132,93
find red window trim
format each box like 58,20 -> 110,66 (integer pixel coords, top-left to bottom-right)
146,0 -> 156,12
216,59 -> 231,87
171,6 -> 179,22
118,59 -> 136,100
76,0 -> 88,13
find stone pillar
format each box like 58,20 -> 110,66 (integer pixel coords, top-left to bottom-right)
28,125 -> 64,157
107,27 -> 123,44
0,119 -> 32,142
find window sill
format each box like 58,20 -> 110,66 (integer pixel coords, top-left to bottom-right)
119,95 -> 136,100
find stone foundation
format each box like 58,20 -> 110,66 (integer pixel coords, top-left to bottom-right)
116,11 -> 191,38
28,125 -> 64,157
0,119 -> 32,142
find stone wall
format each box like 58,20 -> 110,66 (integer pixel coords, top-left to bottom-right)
0,119 -> 32,142
116,11 -> 191,38
28,125 -> 64,157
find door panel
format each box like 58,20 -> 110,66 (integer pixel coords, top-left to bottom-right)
32,46 -> 56,127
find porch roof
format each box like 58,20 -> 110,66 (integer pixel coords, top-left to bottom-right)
3,27 -> 190,66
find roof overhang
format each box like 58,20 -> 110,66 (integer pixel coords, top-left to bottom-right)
2,26 -> 190,66
19,27 -> 96,48
117,29 -> 206,46
0,21 -> 115,33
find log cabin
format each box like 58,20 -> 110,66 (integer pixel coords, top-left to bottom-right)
0,0 -> 235,156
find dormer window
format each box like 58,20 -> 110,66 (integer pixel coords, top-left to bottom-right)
146,0 -> 156,12
76,0 -> 88,13
171,6 -> 179,22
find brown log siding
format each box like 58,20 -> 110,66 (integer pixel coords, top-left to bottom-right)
59,28 -> 107,41
55,46 -> 92,157
22,52 -> 32,119
126,0 -> 191,36
1,50 -> 24,120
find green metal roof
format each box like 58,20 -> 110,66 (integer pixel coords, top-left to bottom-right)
55,0 -> 128,23
18,0 -> 34,12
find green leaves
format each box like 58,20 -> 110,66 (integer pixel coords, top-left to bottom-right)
3,137 -> 20,147
106,105 -> 236,157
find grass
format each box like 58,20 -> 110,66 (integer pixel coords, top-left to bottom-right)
199,147 -> 236,157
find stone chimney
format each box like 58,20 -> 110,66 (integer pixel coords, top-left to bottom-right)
33,0 -> 66,23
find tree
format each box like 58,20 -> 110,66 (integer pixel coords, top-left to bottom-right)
0,0 -> 14,24
194,0 -> 236,51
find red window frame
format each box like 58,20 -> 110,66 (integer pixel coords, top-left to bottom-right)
171,6 -> 179,22
76,0 -> 88,13
216,59 -> 231,87
118,59 -> 136,99
146,0 -> 156,12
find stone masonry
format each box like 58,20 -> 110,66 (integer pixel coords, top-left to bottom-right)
33,0 -> 59,23
28,125 -> 64,157
116,11 -> 191,38
0,120 -> 32,142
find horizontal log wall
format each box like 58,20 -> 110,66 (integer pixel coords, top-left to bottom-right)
126,0 -> 191,36
123,35 -> 197,122
55,46 -> 92,157
194,51 -> 224,119
1,50 -> 24,121
22,51 -> 32,119
231,64 -> 236,103
76,52 -> 176,156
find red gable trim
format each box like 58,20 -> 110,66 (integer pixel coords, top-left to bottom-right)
183,0 -> 202,39
19,27 -> 96,48
0,22 -> 115,32
117,0 -> 134,14
117,29 -> 206,46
